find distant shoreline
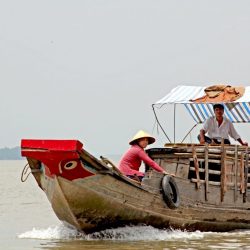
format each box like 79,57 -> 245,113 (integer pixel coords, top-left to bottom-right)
0,147 -> 22,160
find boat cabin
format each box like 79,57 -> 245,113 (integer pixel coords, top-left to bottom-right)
145,85 -> 250,207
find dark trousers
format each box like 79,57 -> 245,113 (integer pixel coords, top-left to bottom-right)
197,135 -> 230,144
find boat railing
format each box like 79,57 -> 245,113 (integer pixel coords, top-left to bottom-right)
147,143 -> 249,203
188,144 -> 250,202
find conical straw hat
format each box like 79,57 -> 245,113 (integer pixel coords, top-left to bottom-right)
129,130 -> 156,145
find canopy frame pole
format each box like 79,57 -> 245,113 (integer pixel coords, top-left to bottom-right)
181,123 -> 199,143
152,105 -> 171,143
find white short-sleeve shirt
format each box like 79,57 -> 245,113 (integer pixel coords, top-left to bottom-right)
203,116 -> 240,141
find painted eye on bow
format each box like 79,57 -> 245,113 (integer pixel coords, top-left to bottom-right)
63,161 -> 77,170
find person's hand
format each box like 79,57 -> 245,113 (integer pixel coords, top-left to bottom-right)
163,171 -> 175,177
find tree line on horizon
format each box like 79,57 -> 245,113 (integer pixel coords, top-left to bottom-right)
0,147 -> 22,160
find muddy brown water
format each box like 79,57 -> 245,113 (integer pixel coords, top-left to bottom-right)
1,161 -> 250,250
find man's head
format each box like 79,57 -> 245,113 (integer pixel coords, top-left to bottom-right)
213,104 -> 224,111
213,104 -> 224,119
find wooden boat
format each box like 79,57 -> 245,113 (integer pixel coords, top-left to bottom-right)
21,85 -> 250,233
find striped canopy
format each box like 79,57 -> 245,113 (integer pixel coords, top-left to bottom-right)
153,85 -> 250,123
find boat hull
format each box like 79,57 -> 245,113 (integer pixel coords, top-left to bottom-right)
41,171 -> 250,233
21,139 -> 250,233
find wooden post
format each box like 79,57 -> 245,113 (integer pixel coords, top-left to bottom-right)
234,145 -> 238,202
243,148 -> 249,203
205,143 -> 209,201
240,152 -> 245,194
192,145 -> 200,189
220,139 -> 226,202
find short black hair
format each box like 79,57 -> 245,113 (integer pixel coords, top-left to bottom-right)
213,104 -> 224,110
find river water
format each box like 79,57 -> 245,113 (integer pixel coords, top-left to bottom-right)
1,160 -> 250,250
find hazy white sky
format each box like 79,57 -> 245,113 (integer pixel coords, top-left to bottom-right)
1,1 -> 250,155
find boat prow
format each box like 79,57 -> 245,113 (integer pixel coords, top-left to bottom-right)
21,139 -> 250,233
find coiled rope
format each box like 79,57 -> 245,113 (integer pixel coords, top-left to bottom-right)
21,162 -> 41,182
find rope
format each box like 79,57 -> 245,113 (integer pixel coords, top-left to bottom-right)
21,162 -> 41,182
152,105 -> 171,143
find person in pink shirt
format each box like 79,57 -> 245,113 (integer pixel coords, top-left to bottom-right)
118,130 -> 170,181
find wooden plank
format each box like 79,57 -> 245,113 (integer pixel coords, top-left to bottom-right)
240,152 -> 245,194
174,152 -> 221,159
191,179 -> 220,186
161,161 -> 177,174
234,145 -> 238,202
227,182 -> 250,188
189,167 -> 220,175
243,148 -> 249,203
189,158 -> 221,164
192,145 -> 200,189
205,143 -> 209,201
191,178 -> 250,187
176,159 -> 190,179
157,153 -> 249,166
220,140 -> 226,202
190,166 -> 204,172
161,159 -> 189,165
79,150 -> 108,171
228,182 -> 250,188
165,143 -> 250,151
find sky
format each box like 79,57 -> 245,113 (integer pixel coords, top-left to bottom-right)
0,1 -> 250,155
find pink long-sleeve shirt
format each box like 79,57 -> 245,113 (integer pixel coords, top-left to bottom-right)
118,144 -> 165,176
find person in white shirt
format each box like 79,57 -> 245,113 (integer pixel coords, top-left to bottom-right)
199,104 -> 248,146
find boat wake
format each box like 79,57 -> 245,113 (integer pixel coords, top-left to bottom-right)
18,224 -> 207,241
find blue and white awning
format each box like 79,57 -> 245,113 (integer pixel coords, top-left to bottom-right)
153,86 -> 250,123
